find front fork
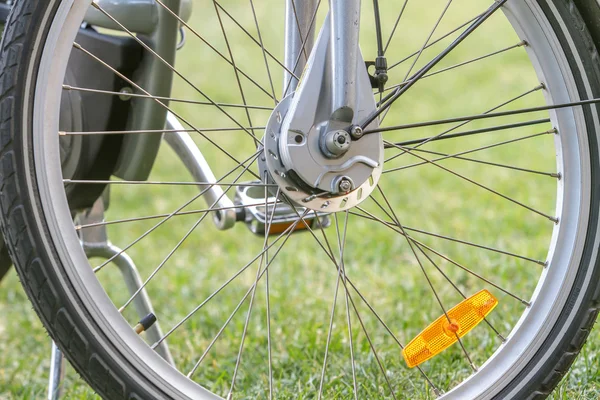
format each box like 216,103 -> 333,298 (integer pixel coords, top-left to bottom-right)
285,0 -> 362,124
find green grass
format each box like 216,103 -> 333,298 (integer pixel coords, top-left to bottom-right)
1,0 -> 600,398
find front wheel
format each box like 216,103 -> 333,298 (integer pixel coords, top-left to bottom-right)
1,0 -> 600,398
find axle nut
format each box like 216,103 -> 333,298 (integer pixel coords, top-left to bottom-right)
324,130 -> 352,156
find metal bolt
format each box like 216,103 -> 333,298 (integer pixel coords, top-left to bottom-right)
350,125 -> 363,139
338,178 -> 353,193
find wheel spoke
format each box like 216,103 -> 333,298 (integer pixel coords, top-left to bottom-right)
64,179 -> 275,187
154,0 -> 277,101
73,42 -> 261,180
118,155 -> 261,313
248,0 -> 279,105
228,189 -> 281,397
350,206 -> 533,305
384,41 -> 527,95
185,211 -> 306,379
388,14 -> 482,71
62,85 -> 273,111
93,150 -> 260,273
401,0 -> 454,83
411,240 -> 506,341
382,83 -> 544,164
154,209 -> 310,350
383,0 -> 410,55
385,140 -> 558,222
285,205 -> 441,396
375,185 -> 478,372
75,201 -> 283,231
214,0 -> 300,81
90,2 -> 264,145
363,0 -> 508,128
385,129 -> 559,178
383,118 -> 550,150
334,212 -> 358,399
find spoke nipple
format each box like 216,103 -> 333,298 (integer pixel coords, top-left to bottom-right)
554,172 -> 562,180
62,84 -> 72,90
134,313 -> 157,334
91,0 -> 100,9
552,216 -> 560,225
519,40 -> 528,47
58,131 -> 66,136
550,128 -> 559,135
537,82 -> 546,90
73,42 -> 82,50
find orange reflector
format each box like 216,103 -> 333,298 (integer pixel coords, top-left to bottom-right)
402,289 -> 498,368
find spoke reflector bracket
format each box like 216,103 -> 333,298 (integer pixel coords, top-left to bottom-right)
402,289 -> 498,368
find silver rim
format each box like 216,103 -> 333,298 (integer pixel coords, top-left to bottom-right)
27,0 -> 592,398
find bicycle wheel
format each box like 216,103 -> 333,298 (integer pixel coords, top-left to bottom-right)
1,0 -> 600,398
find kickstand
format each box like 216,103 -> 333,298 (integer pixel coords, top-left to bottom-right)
47,195 -> 173,399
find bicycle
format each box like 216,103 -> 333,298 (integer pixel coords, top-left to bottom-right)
1,0 -> 600,398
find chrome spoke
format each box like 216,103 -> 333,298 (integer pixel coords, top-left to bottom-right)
154,209 -> 310,350
388,14 -> 482,70
228,189 -> 281,397
118,154 -> 260,313
73,42 -> 261,180
401,0 -> 454,83
93,150 -> 260,273
61,127 -> 266,136
212,0 -> 260,147
75,201 -> 283,230
350,206 -> 533,305
411,239 -> 506,341
62,85 -> 273,111
334,212 -> 358,399
64,179 -> 275,187
213,0 -> 300,81
383,0 -> 410,54
313,216 -> 398,400
90,2 -> 264,145
186,211 -> 305,378
383,118 -> 550,150
317,253 -> 342,400
154,0 -> 277,101
383,84 -> 545,164
285,205 -> 440,396
248,0 -> 279,105
363,0 -> 508,128
384,41 -> 527,94
355,203 -> 546,266
376,185 -> 478,372
385,130 -> 559,177
264,177 -> 274,400
385,140 -> 558,222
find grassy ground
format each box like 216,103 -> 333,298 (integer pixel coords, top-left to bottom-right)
1,0 -> 600,398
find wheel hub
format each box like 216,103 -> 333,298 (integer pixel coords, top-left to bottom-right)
258,94 -> 383,212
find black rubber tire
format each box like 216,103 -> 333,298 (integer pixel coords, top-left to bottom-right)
0,1 -> 599,399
